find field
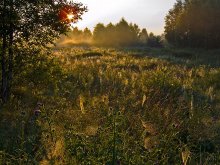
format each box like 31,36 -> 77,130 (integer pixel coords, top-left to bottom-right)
1,46 -> 220,164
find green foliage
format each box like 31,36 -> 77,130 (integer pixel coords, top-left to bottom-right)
56,47 -> 220,164
0,0 -> 87,102
165,0 -> 220,48
0,47 -> 220,164
147,32 -> 163,47
0,0 -> 87,46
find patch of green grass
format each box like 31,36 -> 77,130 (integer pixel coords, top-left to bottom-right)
1,47 -> 220,164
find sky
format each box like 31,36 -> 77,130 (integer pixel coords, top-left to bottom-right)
74,0 -> 176,35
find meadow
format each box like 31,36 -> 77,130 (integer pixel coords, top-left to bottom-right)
0,46 -> 220,164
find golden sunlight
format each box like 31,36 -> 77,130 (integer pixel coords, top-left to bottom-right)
67,14 -> 74,20
59,5 -> 78,24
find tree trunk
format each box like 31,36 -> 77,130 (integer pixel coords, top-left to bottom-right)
8,29 -> 13,100
7,0 -> 14,100
1,35 -> 8,103
1,0 -> 8,103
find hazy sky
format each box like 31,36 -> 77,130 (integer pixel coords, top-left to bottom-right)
75,0 -> 176,35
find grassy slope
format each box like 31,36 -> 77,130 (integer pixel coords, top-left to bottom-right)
0,47 -> 220,164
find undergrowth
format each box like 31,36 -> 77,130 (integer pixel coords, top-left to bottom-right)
0,47 -> 220,164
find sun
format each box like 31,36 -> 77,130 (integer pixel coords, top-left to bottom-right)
59,5 -> 78,23
67,14 -> 74,20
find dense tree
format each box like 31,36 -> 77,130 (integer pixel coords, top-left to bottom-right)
129,23 -> 141,45
93,23 -> 106,45
139,28 -> 148,44
165,0 -> 220,48
93,18 -> 146,46
105,23 -> 117,46
115,18 -> 132,46
83,27 -> 92,40
164,0 -> 183,46
69,27 -> 83,39
147,32 -> 163,47
0,0 -> 87,102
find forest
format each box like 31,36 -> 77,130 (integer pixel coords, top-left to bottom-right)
56,18 -> 162,47
0,0 -> 220,164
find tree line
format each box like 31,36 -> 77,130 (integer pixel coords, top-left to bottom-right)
165,0 -> 220,48
58,18 -> 163,47
62,0 -> 220,49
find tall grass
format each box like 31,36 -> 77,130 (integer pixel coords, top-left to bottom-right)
0,47 -> 220,164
